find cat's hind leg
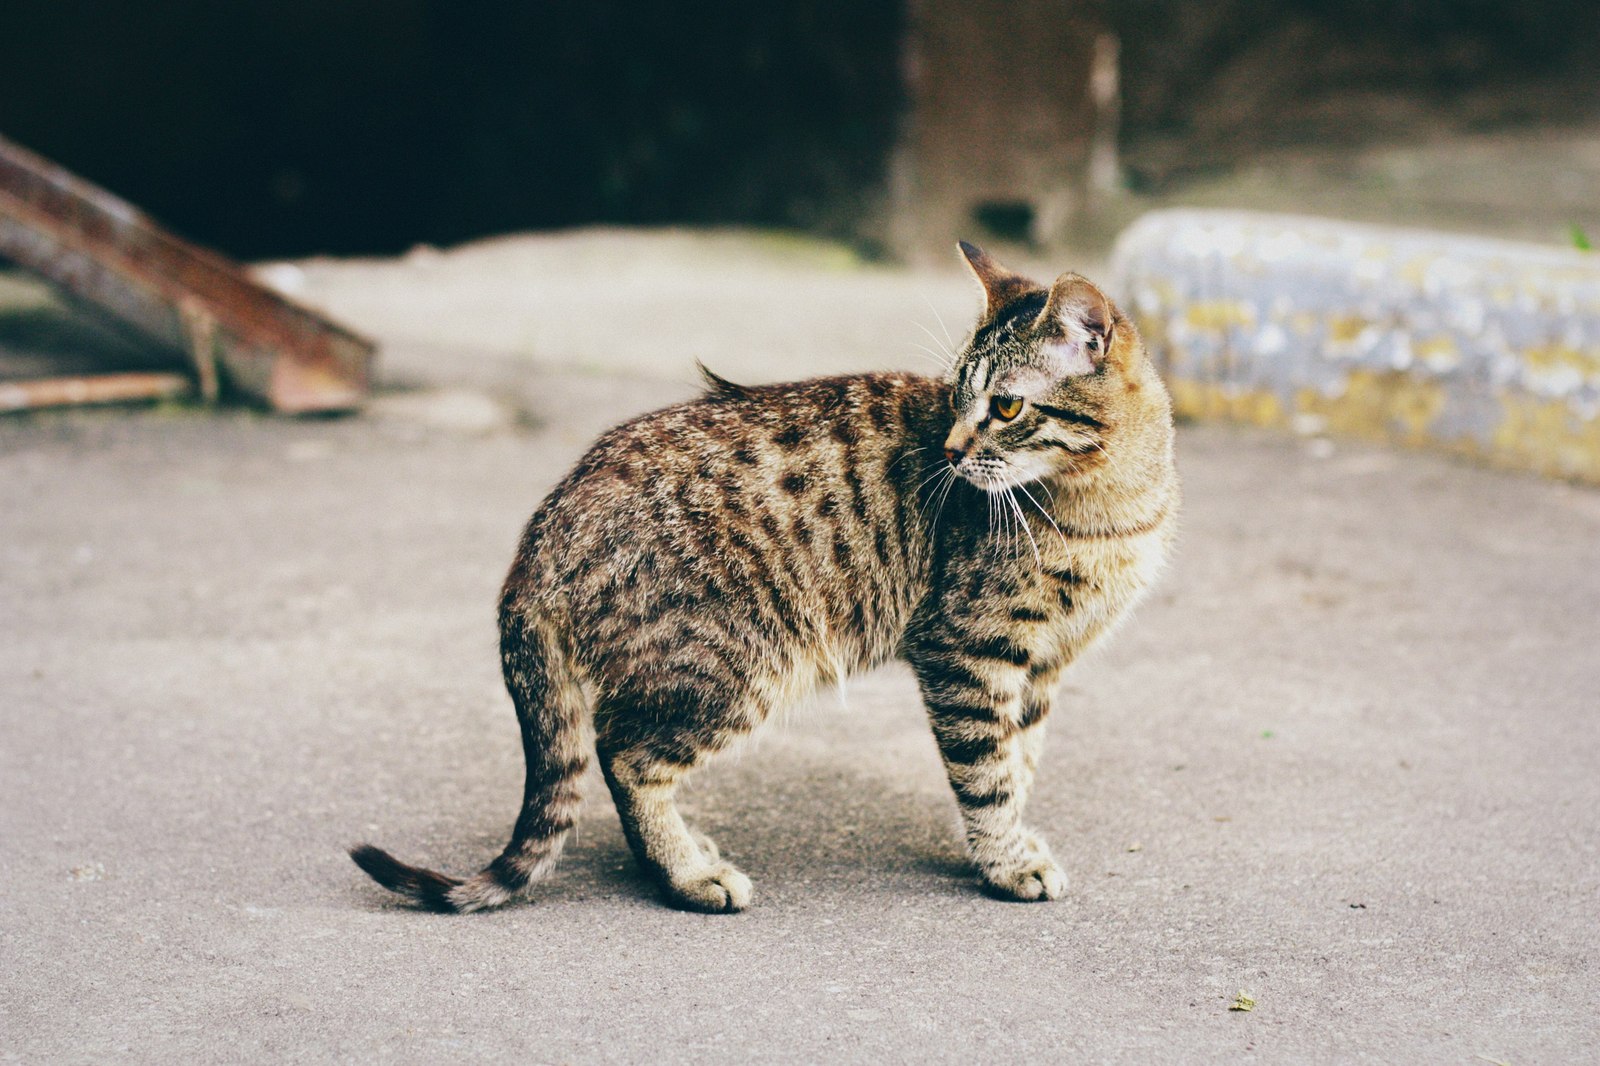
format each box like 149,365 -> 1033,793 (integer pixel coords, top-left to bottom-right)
595,697 -> 755,913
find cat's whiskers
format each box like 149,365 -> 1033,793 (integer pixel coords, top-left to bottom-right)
890,444 -> 934,479
906,343 -> 954,374
914,461 -> 954,499
912,318 -> 957,367
1000,487 -> 1014,552
901,445 -> 947,498
995,486 -> 1018,558
1014,480 -> 1070,553
911,462 -> 959,542
1066,434 -> 1110,460
999,484 -> 1018,554
928,466 -> 960,541
916,477 -> 953,529
990,482 -> 1017,555
999,486 -> 1041,564
921,294 -> 958,356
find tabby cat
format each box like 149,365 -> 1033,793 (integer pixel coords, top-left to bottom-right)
352,242 -> 1179,913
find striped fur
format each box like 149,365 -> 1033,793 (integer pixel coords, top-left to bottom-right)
350,244 -> 1178,912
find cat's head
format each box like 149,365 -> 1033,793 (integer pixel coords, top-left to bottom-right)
942,241 -> 1157,490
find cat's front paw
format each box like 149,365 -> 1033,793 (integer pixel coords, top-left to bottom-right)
982,857 -> 1068,902
665,862 -> 753,914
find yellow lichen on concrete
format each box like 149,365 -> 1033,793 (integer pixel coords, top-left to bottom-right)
1163,370 -> 1600,485
1184,301 -> 1256,333
1325,316 -> 1371,345
1398,256 -> 1433,288
1412,336 -> 1460,371
1294,370 -> 1447,447
1168,380 -> 1286,427
1490,393 -> 1600,483
1114,209 -> 1600,487
1522,343 -> 1600,380
1139,314 -> 1173,370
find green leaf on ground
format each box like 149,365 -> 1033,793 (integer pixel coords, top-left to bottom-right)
1229,990 -> 1256,1012
1571,223 -> 1593,251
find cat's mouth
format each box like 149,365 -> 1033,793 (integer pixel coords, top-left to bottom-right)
959,469 -> 1012,492
955,445 -> 1104,490
956,458 -> 1050,493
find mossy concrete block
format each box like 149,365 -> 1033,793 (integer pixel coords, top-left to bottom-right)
1109,209 -> 1600,483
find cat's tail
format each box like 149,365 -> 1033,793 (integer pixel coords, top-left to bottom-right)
349,608 -> 589,913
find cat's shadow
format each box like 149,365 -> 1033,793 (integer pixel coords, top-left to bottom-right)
349,760 -> 1080,914
539,756 -> 985,910
348,678 -> 1116,914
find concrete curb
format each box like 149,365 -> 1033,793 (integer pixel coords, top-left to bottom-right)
1109,209 -> 1600,483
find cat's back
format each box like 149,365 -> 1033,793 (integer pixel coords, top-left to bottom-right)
537,370 -> 942,533
505,371 -> 947,674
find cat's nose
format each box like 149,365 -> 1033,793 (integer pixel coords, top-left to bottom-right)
944,445 -> 966,465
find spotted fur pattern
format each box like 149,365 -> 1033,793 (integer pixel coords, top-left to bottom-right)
351,243 -> 1179,913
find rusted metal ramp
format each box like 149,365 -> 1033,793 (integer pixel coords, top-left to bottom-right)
0,134 -> 374,413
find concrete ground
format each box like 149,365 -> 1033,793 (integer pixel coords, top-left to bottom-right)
3,232 -> 1598,1063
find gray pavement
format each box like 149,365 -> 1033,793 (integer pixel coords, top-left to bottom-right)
3,233 -> 1599,1063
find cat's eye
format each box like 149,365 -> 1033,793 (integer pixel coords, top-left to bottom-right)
990,395 -> 1023,421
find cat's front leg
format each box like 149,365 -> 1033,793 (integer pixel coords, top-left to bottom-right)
1015,676 -> 1056,811
912,651 -> 1066,902
947,733 -> 1066,902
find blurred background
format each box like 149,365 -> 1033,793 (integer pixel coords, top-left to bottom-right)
6,8 -> 1600,1059
2,0 -> 1598,475
4,0 -> 1597,260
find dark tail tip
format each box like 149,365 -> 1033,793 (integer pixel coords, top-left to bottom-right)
695,360 -> 752,400
349,843 -> 462,913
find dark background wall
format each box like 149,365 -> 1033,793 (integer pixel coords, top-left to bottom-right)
1,0 -> 902,257
1116,0 -> 1600,182
1,0 -> 1595,259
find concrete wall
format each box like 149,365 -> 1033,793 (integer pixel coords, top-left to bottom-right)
1111,210 -> 1600,483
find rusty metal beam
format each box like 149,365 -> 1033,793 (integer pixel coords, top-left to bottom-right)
0,134 -> 374,413
0,371 -> 192,412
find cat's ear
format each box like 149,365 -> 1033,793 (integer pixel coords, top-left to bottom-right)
958,240 -> 1033,320
1036,272 -> 1114,376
